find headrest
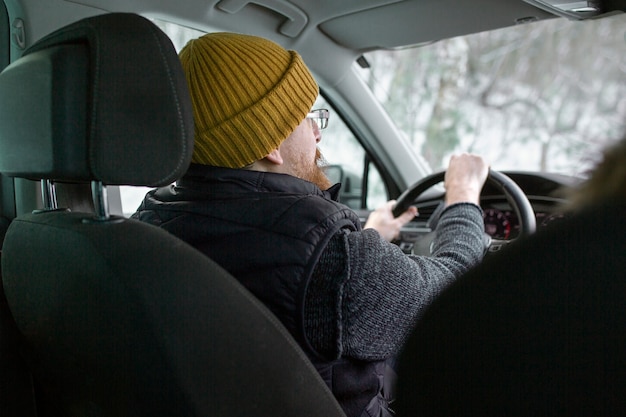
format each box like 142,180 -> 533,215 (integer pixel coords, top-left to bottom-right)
0,13 -> 194,186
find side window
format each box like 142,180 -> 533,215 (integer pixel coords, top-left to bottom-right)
314,96 -> 387,210
118,185 -> 153,217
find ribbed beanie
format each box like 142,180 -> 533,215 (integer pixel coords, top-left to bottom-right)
179,32 -> 319,168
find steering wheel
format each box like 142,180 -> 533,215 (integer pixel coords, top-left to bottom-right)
392,169 -> 536,256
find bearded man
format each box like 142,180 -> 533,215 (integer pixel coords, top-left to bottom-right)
133,32 -> 488,417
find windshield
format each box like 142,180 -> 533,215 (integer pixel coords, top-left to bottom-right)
358,13 -> 626,177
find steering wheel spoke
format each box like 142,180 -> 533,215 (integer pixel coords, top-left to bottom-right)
397,227 -> 434,255
487,238 -> 513,253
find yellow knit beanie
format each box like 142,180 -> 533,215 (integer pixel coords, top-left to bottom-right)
179,32 -> 319,168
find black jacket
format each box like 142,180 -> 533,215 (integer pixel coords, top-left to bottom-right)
132,164 -> 394,417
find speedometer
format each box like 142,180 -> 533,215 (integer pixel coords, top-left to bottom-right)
483,208 -> 512,239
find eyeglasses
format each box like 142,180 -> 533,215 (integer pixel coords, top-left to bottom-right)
306,109 -> 329,130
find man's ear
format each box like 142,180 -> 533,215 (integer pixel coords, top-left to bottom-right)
264,148 -> 283,165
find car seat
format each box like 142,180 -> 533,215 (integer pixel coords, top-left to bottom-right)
394,199 -> 626,416
0,214 -> 38,417
0,12 -> 346,417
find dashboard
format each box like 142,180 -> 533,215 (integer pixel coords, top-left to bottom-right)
404,171 -> 579,243
481,200 -> 568,240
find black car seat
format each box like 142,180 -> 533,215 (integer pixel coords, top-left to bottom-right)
0,215 -> 39,417
394,199 -> 626,416
0,13 -> 346,417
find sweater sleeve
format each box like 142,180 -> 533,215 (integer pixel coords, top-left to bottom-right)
304,202 -> 485,360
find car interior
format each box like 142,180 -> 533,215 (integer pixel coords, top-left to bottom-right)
0,0 -> 624,416
0,12 -> 347,417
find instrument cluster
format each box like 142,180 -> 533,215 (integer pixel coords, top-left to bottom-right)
482,206 -> 567,240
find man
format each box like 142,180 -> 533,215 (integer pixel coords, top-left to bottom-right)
133,32 -> 488,417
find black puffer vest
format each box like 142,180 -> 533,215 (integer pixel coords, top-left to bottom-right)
133,164 -> 395,417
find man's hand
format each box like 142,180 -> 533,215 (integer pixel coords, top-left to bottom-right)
364,153 -> 485,241
364,200 -> 418,242
444,153 -> 489,206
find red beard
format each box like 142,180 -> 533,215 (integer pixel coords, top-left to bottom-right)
294,147 -> 332,190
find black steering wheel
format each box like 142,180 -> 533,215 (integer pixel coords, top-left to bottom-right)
392,169 -> 536,256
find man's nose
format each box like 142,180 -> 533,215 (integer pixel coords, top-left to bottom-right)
313,123 -> 322,143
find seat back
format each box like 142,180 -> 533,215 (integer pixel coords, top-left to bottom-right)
0,215 -> 39,417
0,13 -> 345,417
395,200 -> 626,416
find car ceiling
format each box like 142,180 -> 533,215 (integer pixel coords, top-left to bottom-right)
51,0 -> 621,86
61,0 -> 575,52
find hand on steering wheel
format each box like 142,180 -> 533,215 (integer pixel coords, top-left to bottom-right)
392,169 -> 536,256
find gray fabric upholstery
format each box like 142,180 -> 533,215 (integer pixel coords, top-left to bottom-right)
0,278 -> 36,417
0,13 -> 193,186
0,216 -> 37,417
0,12 -> 346,417
3,211 -> 346,416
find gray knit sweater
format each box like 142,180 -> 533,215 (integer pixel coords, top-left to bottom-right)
305,202 -> 485,360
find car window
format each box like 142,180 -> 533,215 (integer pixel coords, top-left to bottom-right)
358,14 -> 626,178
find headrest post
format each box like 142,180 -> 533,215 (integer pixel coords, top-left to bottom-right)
91,181 -> 110,221
41,179 -> 58,210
